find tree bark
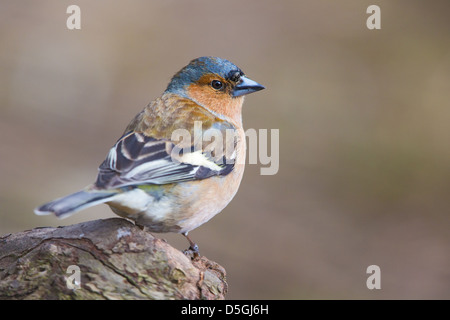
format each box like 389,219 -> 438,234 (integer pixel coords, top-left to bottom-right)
0,218 -> 227,300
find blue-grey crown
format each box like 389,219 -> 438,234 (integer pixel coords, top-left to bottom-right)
166,57 -> 243,96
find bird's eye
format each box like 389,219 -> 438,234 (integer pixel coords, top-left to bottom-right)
211,80 -> 223,90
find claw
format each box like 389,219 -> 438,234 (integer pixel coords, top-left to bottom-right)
182,232 -> 200,259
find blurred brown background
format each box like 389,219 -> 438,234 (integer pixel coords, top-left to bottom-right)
1,0 -> 449,299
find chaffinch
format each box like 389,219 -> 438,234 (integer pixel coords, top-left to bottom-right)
35,56 -> 264,256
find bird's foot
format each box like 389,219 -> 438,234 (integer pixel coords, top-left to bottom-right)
183,243 -> 200,260
182,232 -> 200,259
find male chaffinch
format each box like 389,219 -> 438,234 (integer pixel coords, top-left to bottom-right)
35,56 -> 264,256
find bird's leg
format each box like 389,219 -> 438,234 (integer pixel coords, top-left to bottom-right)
182,232 -> 200,259
135,223 -> 147,232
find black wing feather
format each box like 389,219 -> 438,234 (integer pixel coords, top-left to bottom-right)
95,131 -> 235,189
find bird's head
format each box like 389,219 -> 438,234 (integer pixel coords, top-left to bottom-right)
165,57 -> 264,122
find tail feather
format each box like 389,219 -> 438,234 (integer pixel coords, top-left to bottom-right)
34,190 -> 116,218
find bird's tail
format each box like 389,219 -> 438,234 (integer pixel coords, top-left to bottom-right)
34,189 -> 116,219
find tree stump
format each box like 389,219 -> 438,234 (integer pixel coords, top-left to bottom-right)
0,218 -> 227,300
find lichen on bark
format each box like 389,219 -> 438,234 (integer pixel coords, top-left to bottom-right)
0,218 -> 227,300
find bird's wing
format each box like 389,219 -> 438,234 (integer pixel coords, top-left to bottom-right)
95,123 -> 237,189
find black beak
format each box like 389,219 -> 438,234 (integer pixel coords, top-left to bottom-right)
232,75 -> 265,97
